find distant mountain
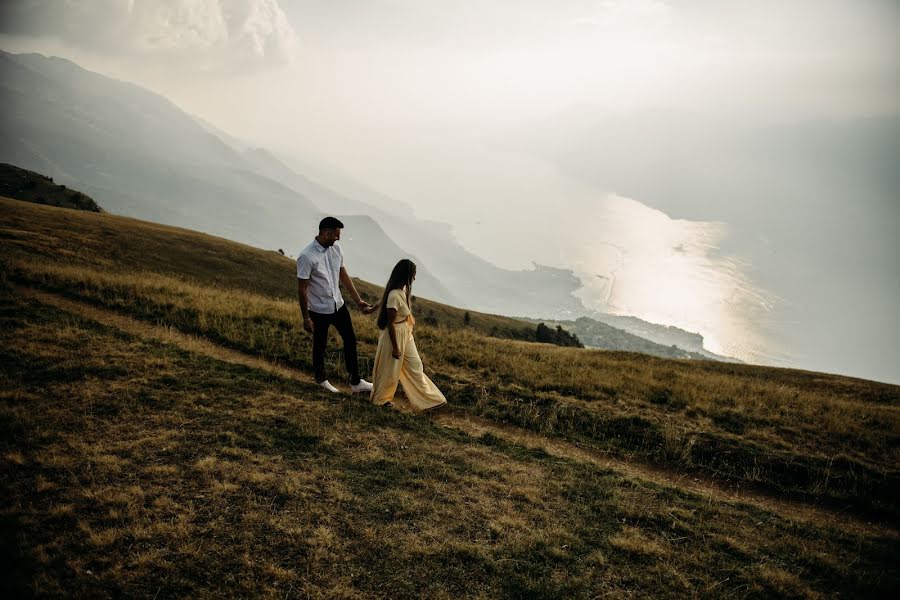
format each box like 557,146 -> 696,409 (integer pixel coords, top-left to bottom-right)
0,50 -> 739,361
328,214 -> 457,304
276,150 -> 417,218
0,50 -> 590,318
0,52 -> 310,244
526,315 -> 740,362
241,147 -> 378,218
0,51 -> 458,298
585,314 -> 740,362
0,162 -> 101,212
228,142 -> 589,317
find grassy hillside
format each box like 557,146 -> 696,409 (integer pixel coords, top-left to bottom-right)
0,163 -> 102,212
3,198 -> 897,513
0,195 -> 532,338
2,197 -> 899,597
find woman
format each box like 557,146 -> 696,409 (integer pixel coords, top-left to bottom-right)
370,259 -> 447,411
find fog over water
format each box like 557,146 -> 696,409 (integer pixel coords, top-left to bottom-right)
1,0 -> 898,383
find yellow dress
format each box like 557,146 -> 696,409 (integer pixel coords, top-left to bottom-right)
370,288 -> 447,410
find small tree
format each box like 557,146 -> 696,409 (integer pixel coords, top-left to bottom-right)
536,322 -> 553,343
463,311 -> 471,326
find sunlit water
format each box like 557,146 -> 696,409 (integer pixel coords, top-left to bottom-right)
562,195 -> 780,364
403,147 -> 783,365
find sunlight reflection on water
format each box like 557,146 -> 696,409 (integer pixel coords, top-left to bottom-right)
563,195 -> 782,364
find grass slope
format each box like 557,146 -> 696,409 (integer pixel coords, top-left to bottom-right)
2,284 -> 897,598
0,164 -> 102,212
2,197 -> 899,597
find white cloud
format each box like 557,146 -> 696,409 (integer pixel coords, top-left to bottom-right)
571,0 -> 672,29
0,0 -> 299,74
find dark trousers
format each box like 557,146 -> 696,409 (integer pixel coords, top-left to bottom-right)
310,304 -> 360,385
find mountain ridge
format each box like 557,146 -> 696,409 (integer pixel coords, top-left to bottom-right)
0,50 -> 735,362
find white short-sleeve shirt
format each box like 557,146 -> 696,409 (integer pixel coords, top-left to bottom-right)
297,239 -> 344,314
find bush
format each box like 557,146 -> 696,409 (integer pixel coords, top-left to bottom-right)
535,323 -> 583,348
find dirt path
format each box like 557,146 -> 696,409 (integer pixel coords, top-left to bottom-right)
18,285 -> 895,538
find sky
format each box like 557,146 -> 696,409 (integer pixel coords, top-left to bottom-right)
1,0 -> 898,383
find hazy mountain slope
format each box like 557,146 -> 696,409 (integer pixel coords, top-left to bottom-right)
279,150 -> 417,217
0,51 -> 320,247
241,147 -> 380,218
0,52 -> 243,169
0,51 -> 452,299
237,143 -> 589,318
0,50 -> 736,357
326,214 -> 458,305
0,50 -> 588,316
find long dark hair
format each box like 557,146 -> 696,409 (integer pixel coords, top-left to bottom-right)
377,259 -> 416,330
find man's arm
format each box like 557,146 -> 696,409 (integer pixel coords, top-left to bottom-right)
339,266 -> 374,313
298,278 -> 314,333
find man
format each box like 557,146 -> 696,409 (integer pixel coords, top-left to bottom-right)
297,216 -> 375,393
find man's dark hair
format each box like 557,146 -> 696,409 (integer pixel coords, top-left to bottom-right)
319,216 -> 344,230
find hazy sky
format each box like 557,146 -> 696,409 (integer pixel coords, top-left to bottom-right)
2,0 -> 898,382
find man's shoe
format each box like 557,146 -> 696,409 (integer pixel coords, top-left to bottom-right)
350,379 -> 373,393
319,380 -> 340,393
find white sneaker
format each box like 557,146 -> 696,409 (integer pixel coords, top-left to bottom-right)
319,380 -> 340,393
350,379 -> 373,394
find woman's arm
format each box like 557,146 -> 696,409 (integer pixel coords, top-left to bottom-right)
387,307 -> 401,359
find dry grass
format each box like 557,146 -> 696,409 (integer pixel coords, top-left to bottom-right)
0,196 -> 532,338
2,197 -> 899,516
1,292 -> 896,597
1,197 -> 899,597
6,255 -> 898,517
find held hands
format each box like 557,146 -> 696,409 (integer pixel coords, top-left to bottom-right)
302,316 -> 314,334
391,347 -> 401,360
358,299 -> 378,315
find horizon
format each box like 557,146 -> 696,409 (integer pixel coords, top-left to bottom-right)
1,0 -> 898,385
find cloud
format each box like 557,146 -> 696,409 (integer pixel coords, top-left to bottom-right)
571,0 -> 672,31
0,0 -> 299,74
